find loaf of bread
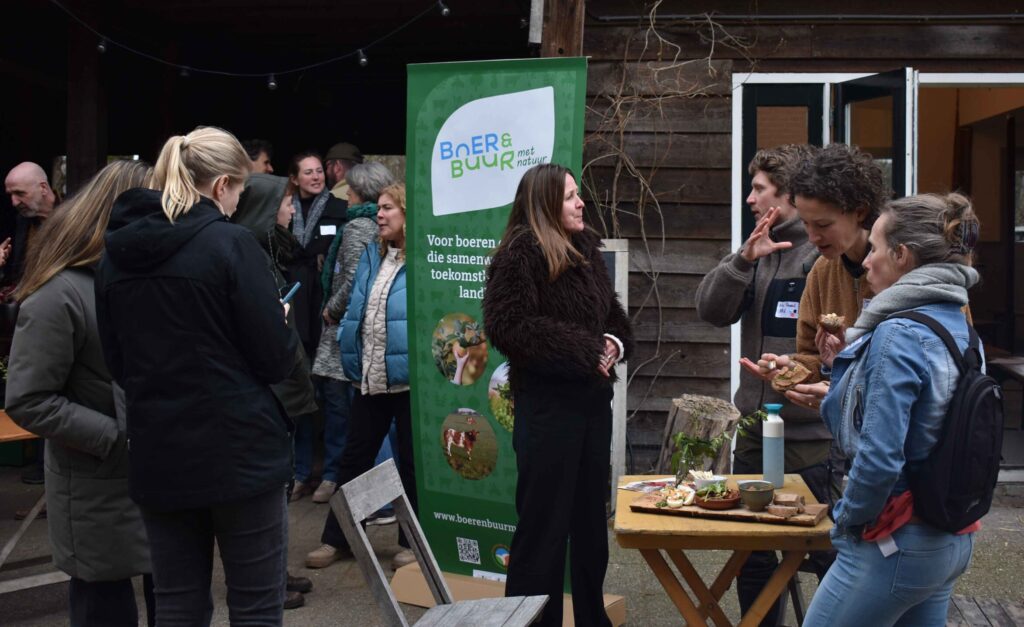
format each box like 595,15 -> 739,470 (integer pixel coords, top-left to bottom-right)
766,504 -> 800,518
773,493 -> 805,507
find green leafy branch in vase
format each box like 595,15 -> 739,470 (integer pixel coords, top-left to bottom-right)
669,409 -> 767,481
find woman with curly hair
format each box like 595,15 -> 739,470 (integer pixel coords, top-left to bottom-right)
747,143 -> 890,409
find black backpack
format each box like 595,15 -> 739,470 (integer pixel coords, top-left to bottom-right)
887,311 -> 1004,532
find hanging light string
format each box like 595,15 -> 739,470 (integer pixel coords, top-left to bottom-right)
49,0 -> 447,77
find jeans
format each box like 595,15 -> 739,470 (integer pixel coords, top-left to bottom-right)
321,392 -> 414,549
804,525 -> 974,626
318,378 -> 352,483
292,412 -> 316,483
141,487 -> 288,627
732,452 -> 841,626
373,420 -> 399,517
69,574 -> 155,627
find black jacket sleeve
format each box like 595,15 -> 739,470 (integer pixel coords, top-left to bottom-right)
228,231 -> 300,384
589,244 -> 635,360
94,258 -> 125,382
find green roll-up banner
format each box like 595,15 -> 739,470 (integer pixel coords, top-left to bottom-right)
406,57 -> 587,580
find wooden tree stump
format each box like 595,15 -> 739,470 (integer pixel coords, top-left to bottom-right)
657,394 -> 741,475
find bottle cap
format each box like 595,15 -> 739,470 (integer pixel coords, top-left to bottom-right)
764,403 -> 783,412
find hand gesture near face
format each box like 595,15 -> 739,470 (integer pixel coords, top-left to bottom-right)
740,206 -> 793,263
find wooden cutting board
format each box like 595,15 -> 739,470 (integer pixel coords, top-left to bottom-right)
630,493 -> 828,527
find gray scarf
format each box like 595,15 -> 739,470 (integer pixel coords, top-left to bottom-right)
845,263 -> 978,343
291,190 -> 331,248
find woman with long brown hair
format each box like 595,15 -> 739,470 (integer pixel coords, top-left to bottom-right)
6,159 -> 154,626
483,163 -> 634,626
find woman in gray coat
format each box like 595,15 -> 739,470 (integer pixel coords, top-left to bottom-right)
5,160 -> 154,627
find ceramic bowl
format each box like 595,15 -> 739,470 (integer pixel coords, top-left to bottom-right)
738,480 -> 776,512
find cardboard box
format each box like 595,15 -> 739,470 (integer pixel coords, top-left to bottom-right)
391,563 -> 626,626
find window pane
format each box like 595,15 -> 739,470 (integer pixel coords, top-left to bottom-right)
849,95 -> 894,192
757,106 -> 809,149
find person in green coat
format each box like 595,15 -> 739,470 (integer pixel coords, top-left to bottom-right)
6,160 -> 154,626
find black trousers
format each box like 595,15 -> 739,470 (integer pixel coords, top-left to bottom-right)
69,574 -> 155,627
504,374 -> 614,627
321,391 -> 416,549
732,450 -> 842,626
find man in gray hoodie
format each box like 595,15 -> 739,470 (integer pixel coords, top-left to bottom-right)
695,144 -> 832,625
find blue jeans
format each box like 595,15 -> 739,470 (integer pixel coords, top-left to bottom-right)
804,525 -> 973,627
292,413 -> 315,482
140,487 -> 288,627
373,420 -> 399,516
319,378 -> 352,483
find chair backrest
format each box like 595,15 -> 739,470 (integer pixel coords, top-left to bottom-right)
330,459 -> 454,626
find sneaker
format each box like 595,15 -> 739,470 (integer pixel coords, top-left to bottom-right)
286,573 -> 312,593
311,480 -> 337,503
391,549 -> 416,570
306,544 -> 342,569
284,590 -> 305,609
290,480 -> 313,502
366,511 -> 397,526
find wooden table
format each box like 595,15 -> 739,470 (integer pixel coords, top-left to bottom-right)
0,410 -> 69,594
614,474 -> 832,627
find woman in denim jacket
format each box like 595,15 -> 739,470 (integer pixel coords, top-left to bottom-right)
802,193 -> 981,627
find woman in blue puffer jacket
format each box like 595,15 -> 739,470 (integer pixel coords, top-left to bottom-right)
307,183 -> 416,571
802,193 -> 981,627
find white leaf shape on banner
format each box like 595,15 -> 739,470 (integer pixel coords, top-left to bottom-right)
431,86 -> 555,216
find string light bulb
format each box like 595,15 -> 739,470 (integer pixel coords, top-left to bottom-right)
438,1 -> 450,17
267,74 -> 278,90
179,67 -> 190,78
97,38 -> 107,53
358,49 -> 369,67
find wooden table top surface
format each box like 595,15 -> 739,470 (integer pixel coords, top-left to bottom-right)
614,474 -> 833,551
0,410 -> 36,443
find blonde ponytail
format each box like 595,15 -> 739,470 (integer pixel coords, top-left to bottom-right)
152,126 -> 250,222
882,192 -> 980,266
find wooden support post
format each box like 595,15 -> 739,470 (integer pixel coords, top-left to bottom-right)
541,0 -> 585,57
66,21 -> 107,193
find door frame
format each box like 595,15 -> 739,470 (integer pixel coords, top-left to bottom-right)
728,71 -> 1024,403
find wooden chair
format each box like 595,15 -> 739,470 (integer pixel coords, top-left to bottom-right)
330,459 -> 548,626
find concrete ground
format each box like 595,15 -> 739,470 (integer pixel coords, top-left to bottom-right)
2,466 -> 1022,626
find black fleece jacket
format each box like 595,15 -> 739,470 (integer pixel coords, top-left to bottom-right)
95,188 -> 297,511
483,227 -> 634,390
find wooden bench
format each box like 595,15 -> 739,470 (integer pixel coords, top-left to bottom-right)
947,595 -> 1024,626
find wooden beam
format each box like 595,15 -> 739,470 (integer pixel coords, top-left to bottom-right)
66,21 -> 107,192
541,0 -> 585,57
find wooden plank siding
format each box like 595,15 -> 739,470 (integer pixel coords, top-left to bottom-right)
581,7 -> 1024,472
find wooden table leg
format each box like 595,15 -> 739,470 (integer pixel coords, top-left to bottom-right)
738,550 -> 805,627
667,550 -> 733,627
711,550 -> 751,600
640,548 -> 711,627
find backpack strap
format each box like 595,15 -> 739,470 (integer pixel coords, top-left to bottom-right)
886,310 -> 981,375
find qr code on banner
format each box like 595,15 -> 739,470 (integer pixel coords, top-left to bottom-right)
456,537 -> 480,564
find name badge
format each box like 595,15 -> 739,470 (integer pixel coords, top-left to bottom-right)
775,301 -> 799,319
320,224 -> 337,236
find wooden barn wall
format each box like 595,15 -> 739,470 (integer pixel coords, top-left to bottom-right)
581,11 -> 1024,472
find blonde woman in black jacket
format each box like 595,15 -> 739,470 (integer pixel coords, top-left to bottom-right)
483,163 -> 633,627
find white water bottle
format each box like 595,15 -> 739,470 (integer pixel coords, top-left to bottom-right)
762,403 -> 785,488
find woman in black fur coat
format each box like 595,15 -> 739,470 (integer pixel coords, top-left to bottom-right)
483,163 -> 633,627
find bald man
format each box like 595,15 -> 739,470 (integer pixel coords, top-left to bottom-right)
5,162 -> 57,220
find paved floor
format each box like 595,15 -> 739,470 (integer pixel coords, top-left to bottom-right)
2,467 -> 1022,626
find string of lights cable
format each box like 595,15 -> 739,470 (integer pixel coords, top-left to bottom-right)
49,0 -> 450,81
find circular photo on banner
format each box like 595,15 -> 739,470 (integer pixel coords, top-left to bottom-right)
488,362 -> 514,432
432,313 -> 488,386
492,545 -> 511,570
440,408 -> 497,480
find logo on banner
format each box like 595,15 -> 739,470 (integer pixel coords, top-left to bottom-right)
431,86 -> 555,216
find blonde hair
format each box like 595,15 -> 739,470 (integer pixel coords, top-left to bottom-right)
153,126 -> 250,221
497,163 -> 584,282
882,192 -> 980,267
378,183 -> 406,260
17,160 -> 153,301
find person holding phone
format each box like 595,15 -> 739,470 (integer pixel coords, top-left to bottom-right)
95,127 -> 297,624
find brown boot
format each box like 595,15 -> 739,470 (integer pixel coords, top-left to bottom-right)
284,590 -> 305,609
